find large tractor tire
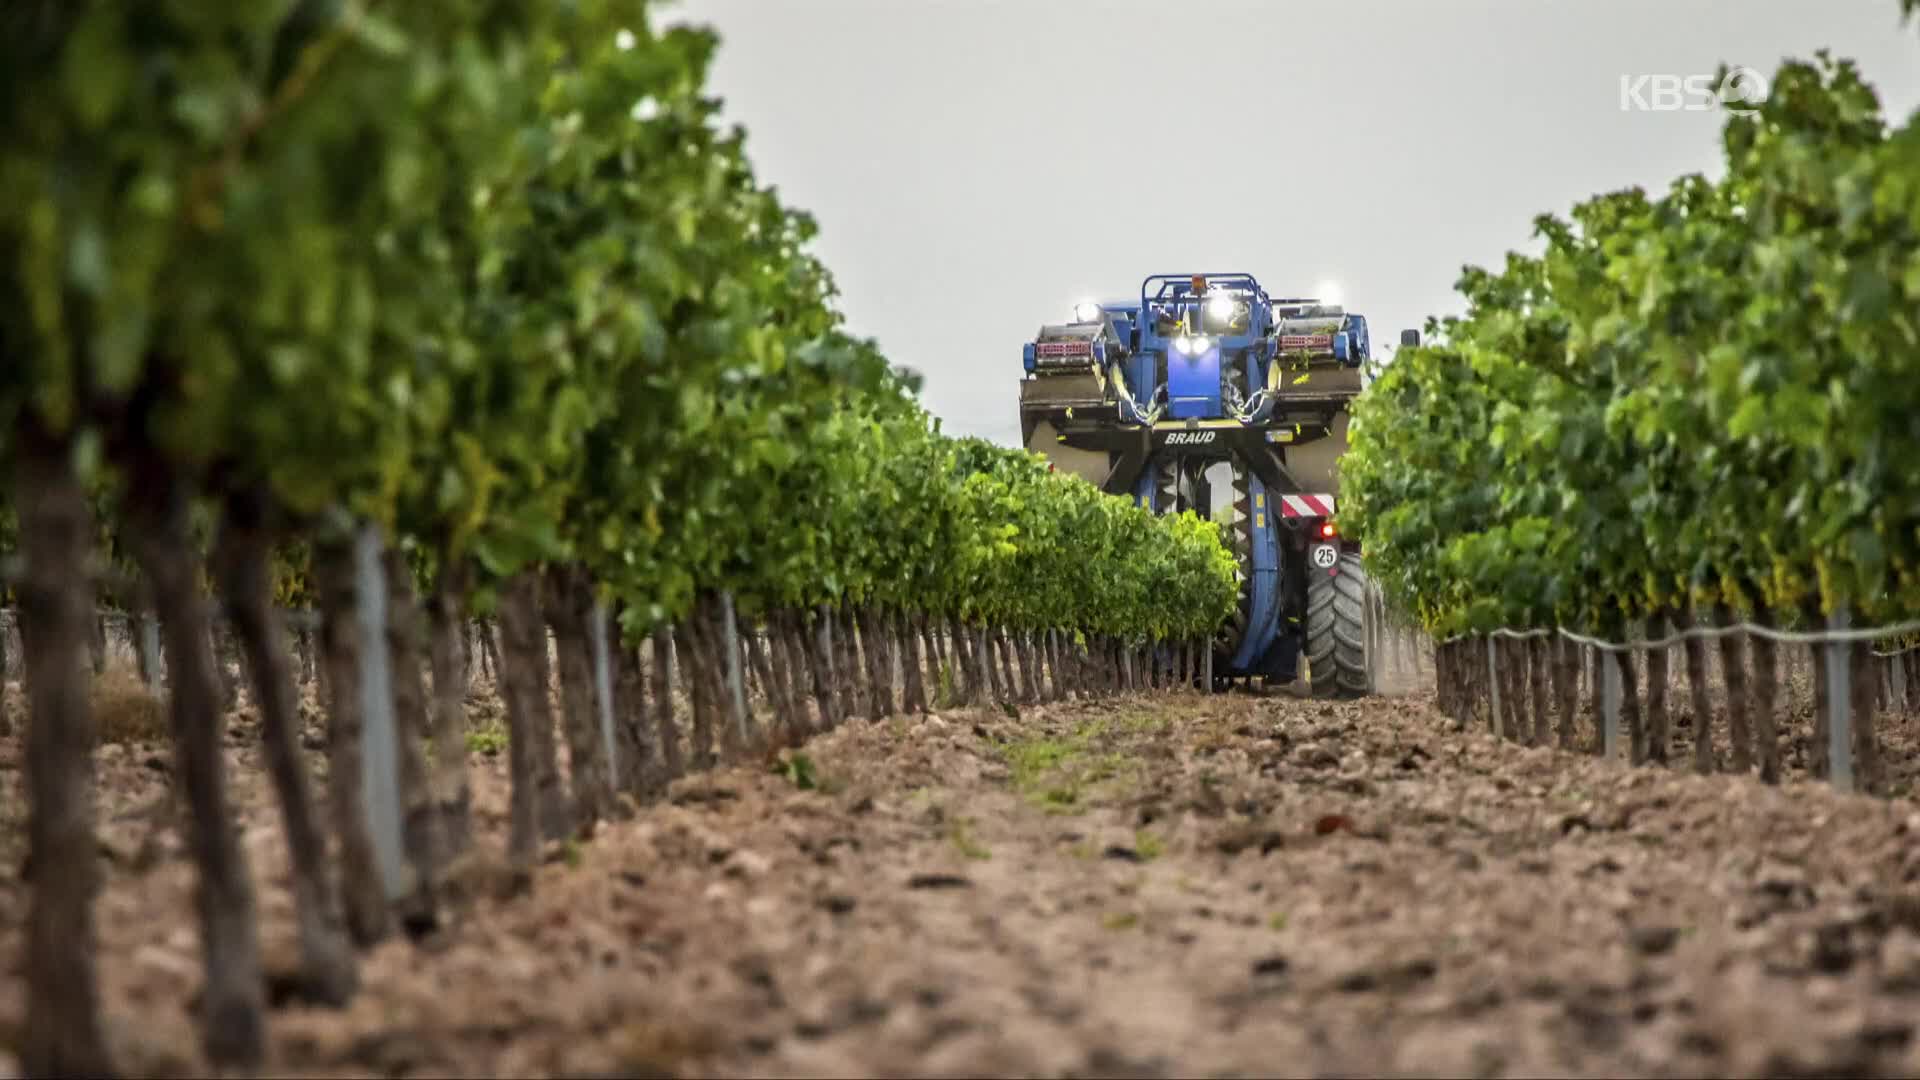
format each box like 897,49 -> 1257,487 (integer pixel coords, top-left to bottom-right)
1306,552 -> 1370,698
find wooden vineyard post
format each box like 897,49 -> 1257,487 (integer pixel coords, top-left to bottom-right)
137,609 -> 164,690
1601,648 -> 1621,762
1826,609 -> 1854,794
352,524 -> 412,904
590,599 -> 620,794
1486,636 -> 1502,737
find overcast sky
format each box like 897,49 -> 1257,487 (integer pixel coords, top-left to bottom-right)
662,1 -> 1920,447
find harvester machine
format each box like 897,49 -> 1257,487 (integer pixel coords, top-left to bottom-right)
1018,273 -> 1419,697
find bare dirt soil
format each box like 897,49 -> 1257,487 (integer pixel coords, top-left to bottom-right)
6,677 -> 1920,1078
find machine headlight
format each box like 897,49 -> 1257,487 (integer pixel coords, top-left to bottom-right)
1205,293 -> 1236,324
1175,334 -> 1212,356
1073,300 -> 1103,324
1191,335 -> 1213,353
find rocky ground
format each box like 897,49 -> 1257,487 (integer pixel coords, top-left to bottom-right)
4,667 -> 1920,1077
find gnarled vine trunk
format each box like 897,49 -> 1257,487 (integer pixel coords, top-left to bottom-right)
1451,640 -> 1466,721
1554,636 -> 1578,750
1643,611 -> 1672,766
1447,643 -> 1460,716
1528,636 -> 1550,746
516,581 -> 569,840
777,612 -> 815,739
211,619 -> 240,711
1679,609 -> 1715,774
652,626 -> 684,783
614,634 -> 656,799
994,627 -> 1019,701
832,607 -> 861,721
1617,647 -> 1644,763
919,617 -> 945,708
1810,636 -> 1830,779
297,623 -> 316,688
214,495 -> 356,1006
1037,629 -> 1057,701
861,606 -> 893,720
15,431 -> 115,1077
899,611 -> 928,715
1714,601 -> 1752,774
127,474 -> 265,1067
680,616 -> 716,770
1750,604 -> 1782,784
948,617 -> 975,705
547,567 -> 609,829
382,546 -> 441,922
1020,630 -> 1042,703
1584,644 -> 1601,741
483,619 -> 502,686
980,625 -> 1003,705
425,563 -> 473,863
754,617 -> 796,741
1851,640 -> 1881,793
1501,637 -> 1527,741
809,607 -> 840,730
744,620 -> 776,728
494,571 -> 550,864
0,609 -> 13,739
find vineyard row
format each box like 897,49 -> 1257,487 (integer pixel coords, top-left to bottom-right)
0,5 -> 1243,1075
1344,50 -> 1920,791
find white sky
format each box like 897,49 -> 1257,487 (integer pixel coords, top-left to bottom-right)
662,0 -> 1920,446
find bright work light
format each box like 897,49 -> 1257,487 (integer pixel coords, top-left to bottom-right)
1073,300 -> 1103,323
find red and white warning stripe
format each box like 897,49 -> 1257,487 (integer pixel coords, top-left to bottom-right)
1279,493 -> 1337,518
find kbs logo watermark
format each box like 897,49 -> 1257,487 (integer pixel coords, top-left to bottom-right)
1619,67 -> 1768,113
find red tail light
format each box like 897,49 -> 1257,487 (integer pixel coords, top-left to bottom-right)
1319,522 -> 1337,539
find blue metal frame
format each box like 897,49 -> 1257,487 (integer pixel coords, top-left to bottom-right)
1228,473 -> 1281,672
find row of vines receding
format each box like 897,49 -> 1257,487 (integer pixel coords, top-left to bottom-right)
1342,48 -> 1920,788
0,2 -> 1239,1073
